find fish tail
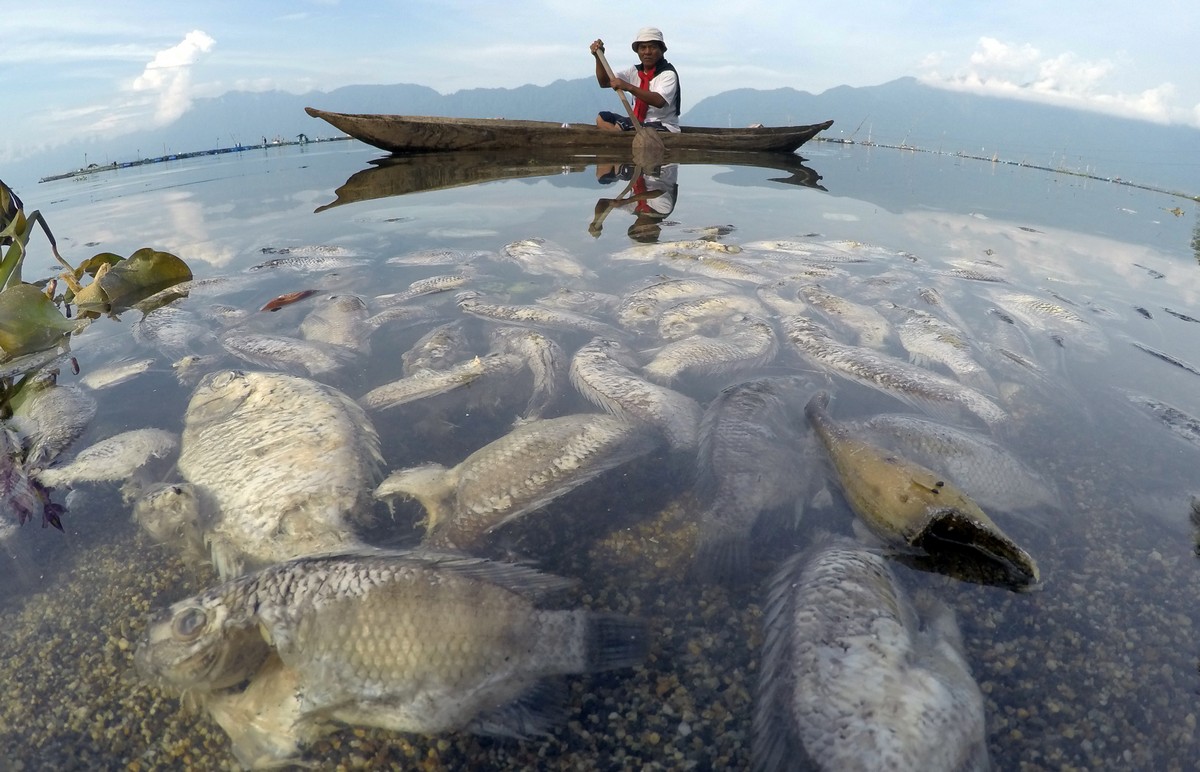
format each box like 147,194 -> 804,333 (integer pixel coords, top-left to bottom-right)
584,613 -> 649,672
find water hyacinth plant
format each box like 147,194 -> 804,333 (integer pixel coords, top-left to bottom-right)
1,178 -> 194,530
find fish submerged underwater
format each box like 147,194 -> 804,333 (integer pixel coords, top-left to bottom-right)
135,549 -> 648,769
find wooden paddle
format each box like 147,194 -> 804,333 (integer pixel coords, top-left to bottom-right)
594,48 -> 666,162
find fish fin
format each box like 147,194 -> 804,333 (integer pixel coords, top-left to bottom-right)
691,535 -> 752,585
466,678 -> 566,738
584,613 -> 649,672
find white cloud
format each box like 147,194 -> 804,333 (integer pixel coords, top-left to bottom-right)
922,36 -> 1196,127
129,30 -> 216,124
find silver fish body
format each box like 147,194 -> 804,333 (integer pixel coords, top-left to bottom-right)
569,337 -> 702,451
177,370 -> 383,577
754,534 -> 990,772
375,413 -> 657,550
885,303 -> 998,394
498,238 -> 595,280
135,549 -> 647,764
34,428 -> 177,489
221,332 -> 358,377
850,413 -> 1060,515
489,326 -> 567,422
457,292 -> 623,339
692,376 -> 817,581
642,314 -> 779,385
401,321 -> 474,375
299,293 -> 373,354
8,379 -> 98,469
360,353 -> 523,412
799,284 -> 892,348
783,316 -> 1008,428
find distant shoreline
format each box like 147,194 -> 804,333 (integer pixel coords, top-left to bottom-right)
38,135 -> 353,183
816,136 -> 1200,203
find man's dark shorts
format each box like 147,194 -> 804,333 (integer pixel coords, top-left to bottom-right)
598,111 -> 670,132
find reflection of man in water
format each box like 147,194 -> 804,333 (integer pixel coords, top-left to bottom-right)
592,163 -> 678,242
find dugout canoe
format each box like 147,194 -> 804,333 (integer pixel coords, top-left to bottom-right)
305,107 -> 833,154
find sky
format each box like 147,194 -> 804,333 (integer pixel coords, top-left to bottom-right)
3,0 -> 1199,168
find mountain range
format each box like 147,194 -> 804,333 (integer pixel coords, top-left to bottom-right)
11,77 -> 1199,196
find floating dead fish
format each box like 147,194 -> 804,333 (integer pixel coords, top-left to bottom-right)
401,321 -> 474,376
34,428 -> 177,491
656,294 -> 768,340
221,332 -> 359,377
805,391 -> 1039,588
884,303 -> 997,394
642,314 -> 778,385
457,292 -> 624,340
497,238 -> 595,280
385,248 -> 491,266
570,337 -> 702,451
77,357 -> 157,390
375,413 -> 657,550
7,378 -> 98,469
850,413 -> 1060,516
359,353 -> 523,412
692,376 -> 817,582
259,289 -> 320,312
755,533 -> 990,772
134,549 -> 647,767
1129,341 -> 1200,378
132,306 -> 218,356
1163,307 -> 1200,324
249,247 -> 366,273
299,294 -> 373,354
799,284 -> 892,348
173,369 -> 383,577
1121,390 -> 1200,450
615,276 -> 729,332
534,287 -> 621,316
782,316 -> 1008,428
375,270 -> 477,307
489,326 -> 567,423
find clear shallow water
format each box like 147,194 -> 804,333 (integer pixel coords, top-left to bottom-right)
3,140 -> 1200,769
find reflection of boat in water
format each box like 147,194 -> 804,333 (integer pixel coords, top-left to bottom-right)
314,149 -> 826,213
305,108 -> 833,154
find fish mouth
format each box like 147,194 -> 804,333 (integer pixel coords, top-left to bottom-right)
907,507 -> 1041,591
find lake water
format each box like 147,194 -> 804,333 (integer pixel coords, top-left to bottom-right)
2,139 -> 1200,769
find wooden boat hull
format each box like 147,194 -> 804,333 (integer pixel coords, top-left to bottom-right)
305,108 -> 833,155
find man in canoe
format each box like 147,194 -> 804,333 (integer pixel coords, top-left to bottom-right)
590,27 -> 681,133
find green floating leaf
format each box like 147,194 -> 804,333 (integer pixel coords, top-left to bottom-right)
0,284 -> 78,357
96,248 -> 192,310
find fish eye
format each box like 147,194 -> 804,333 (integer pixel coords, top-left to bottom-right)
172,607 -> 208,640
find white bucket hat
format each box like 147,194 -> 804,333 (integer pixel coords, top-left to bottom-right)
632,27 -> 666,52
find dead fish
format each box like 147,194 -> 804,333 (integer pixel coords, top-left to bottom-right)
457,292 -> 624,340
299,294 -> 373,355
804,391 -> 1038,589
172,353 -> 224,386
754,533 -> 990,772
248,249 -> 367,273
200,653 -> 313,770
988,291 -> 1108,353
489,326 -> 567,423
615,276 -> 729,332
175,370 -> 383,578
132,306 -> 218,356
497,238 -> 595,280
569,337 -> 702,451
78,357 -> 157,390
782,316 -> 1008,428
34,428 -> 177,491
642,314 -> 779,385
692,376 -> 817,582
612,239 -> 743,263
657,294 -> 768,340
7,377 -> 98,469
260,289 -> 321,312
884,303 -> 997,394
661,251 -> 773,285
850,413 -> 1060,516
385,248 -> 491,266
534,287 -> 621,316
132,482 -> 208,565
221,332 -> 359,377
375,270 -> 477,307
375,414 -> 657,550
134,549 -> 647,766
359,353 -> 523,412
1121,390 -> 1200,450
1129,341 -> 1200,378
401,321 -> 474,376
799,284 -> 892,348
